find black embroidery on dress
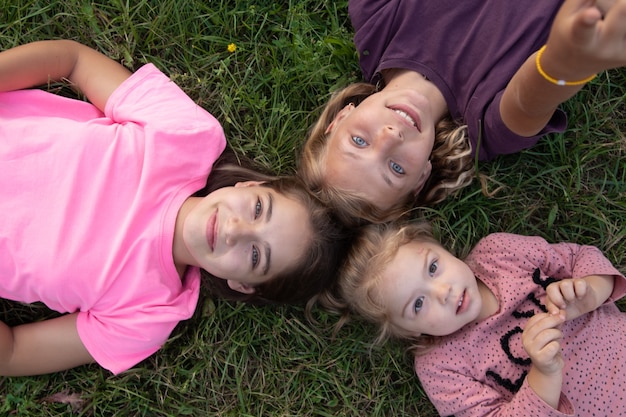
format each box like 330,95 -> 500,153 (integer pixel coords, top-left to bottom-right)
486,369 -> 527,393
500,327 -> 531,366
485,268 -> 556,395
512,309 -> 534,319
532,267 -> 557,290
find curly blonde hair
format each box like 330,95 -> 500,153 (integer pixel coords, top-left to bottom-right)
298,83 -> 475,225
315,221 -> 444,355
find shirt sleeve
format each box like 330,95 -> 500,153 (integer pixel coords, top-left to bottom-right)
469,91 -> 567,161
496,234 -> 626,302
469,234 -> 625,299
416,352 -> 575,417
105,64 -> 222,139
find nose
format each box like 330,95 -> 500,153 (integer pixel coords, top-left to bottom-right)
431,281 -> 451,305
224,216 -> 255,246
373,125 -> 403,152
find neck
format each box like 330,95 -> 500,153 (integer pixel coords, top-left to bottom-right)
383,69 -> 448,121
172,196 -> 200,272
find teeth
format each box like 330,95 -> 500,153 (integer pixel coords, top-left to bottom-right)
394,109 -> 416,127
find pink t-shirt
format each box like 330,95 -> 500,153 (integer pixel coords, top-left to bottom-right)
0,64 -> 226,374
415,234 -> 626,416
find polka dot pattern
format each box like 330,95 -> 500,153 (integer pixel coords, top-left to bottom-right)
415,233 -> 626,416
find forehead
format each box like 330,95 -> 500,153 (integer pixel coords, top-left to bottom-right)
263,189 -> 312,278
379,240 -> 436,289
382,241 -> 426,276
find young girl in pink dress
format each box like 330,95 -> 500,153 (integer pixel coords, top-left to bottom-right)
327,221 -> 626,416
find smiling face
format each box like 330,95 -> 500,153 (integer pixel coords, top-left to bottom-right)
377,240 -> 483,337
323,87 -> 436,211
180,181 -> 312,293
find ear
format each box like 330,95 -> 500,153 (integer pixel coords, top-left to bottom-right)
234,180 -> 265,188
227,280 -> 257,295
413,160 -> 433,195
324,103 -> 355,134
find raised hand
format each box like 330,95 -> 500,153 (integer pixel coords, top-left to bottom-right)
545,275 -> 614,321
542,0 -> 626,81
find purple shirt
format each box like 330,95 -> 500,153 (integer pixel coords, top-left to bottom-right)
349,0 -> 568,160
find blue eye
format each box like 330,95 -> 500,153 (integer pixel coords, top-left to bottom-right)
351,136 -> 367,147
255,198 -> 262,219
390,161 -> 404,174
429,261 -> 438,276
252,246 -> 259,268
414,296 -> 425,313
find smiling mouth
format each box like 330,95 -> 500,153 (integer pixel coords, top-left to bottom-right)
456,290 -> 466,314
206,210 -> 217,251
392,106 -> 421,132
394,109 -> 416,126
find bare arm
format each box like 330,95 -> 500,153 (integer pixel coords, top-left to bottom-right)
0,39 -> 132,111
0,313 -> 95,376
500,0 -> 626,136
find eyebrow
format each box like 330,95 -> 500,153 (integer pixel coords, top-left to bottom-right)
262,192 -> 273,275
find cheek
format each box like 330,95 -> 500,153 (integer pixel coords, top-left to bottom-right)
206,254 -> 244,278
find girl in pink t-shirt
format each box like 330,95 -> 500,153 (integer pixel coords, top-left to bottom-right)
0,40 -> 350,376
323,222 -> 626,416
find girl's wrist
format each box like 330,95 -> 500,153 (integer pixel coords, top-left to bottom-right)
527,365 -> 563,409
535,45 -> 597,86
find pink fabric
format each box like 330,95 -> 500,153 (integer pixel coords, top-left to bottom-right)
415,233 -> 626,416
0,64 -> 226,373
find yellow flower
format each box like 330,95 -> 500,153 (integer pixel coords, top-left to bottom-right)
227,43 -> 236,53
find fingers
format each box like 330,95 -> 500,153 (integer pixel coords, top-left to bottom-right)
603,0 -> 626,37
523,313 -> 565,375
546,279 -> 588,310
570,3 -> 603,44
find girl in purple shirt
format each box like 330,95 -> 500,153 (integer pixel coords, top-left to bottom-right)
299,0 -> 626,224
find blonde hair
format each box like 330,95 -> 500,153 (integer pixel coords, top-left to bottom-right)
317,221 -> 443,355
298,82 -> 475,225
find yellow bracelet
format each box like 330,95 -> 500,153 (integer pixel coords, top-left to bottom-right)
535,45 -> 597,86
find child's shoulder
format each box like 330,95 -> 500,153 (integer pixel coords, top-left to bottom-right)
471,233 -> 549,254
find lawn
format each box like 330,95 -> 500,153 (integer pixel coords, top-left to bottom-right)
1,1 -> 624,416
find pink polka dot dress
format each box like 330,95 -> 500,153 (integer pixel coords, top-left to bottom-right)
415,233 -> 626,416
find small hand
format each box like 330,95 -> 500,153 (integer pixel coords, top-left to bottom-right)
522,312 -> 565,376
545,277 -> 601,321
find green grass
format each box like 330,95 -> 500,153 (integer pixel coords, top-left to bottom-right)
1,0 -> 625,415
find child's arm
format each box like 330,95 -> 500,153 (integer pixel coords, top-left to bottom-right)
522,311 -> 566,410
545,274 -> 615,321
499,0 -> 626,137
0,40 -> 132,111
0,313 -> 95,376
